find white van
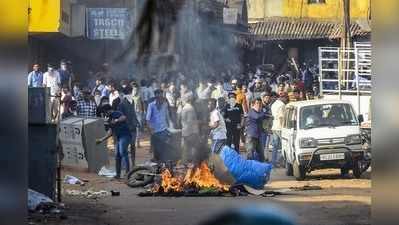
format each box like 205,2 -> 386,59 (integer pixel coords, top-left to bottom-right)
281,100 -> 365,180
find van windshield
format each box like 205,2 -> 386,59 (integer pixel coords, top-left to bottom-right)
299,103 -> 358,129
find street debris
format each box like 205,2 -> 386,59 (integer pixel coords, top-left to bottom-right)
289,185 -> 323,191
28,189 -> 53,211
65,189 -> 110,199
64,175 -> 85,185
111,190 -> 120,196
127,166 -> 156,187
28,189 -> 67,222
98,166 -> 117,178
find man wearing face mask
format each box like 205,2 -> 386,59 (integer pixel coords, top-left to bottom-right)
223,92 -> 244,152
58,60 -> 72,90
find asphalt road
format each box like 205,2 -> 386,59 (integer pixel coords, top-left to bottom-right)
34,139 -> 371,225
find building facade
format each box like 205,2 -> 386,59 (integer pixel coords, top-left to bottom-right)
245,0 -> 371,75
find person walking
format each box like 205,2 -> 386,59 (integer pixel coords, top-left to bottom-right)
28,63 -> 43,87
118,86 -> 140,166
208,98 -> 227,153
223,92 -> 243,152
246,98 -> 267,162
146,89 -> 170,161
178,93 -> 200,164
97,106 -> 131,179
131,81 -> 144,148
271,93 -> 288,167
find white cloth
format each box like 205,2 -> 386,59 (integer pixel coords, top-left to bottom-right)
271,99 -> 286,131
43,71 -> 61,95
109,91 -> 120,106
209,109 -> 227,140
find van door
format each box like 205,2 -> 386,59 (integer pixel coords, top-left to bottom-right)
281,107 -> 294,163
287,107 -> 297,164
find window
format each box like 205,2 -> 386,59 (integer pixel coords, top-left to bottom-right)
299,104 -> 358,129
308,0 -> 326,4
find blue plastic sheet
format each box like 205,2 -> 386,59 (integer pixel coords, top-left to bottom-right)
219,146 -> 273,189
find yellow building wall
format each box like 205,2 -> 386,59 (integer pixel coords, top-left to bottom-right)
282,0 -> 369,20
247,0 -> 370,22
28,0 -> 60,32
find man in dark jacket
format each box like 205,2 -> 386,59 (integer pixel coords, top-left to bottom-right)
118,86 -> 140,166
245,98 -> 268,162
223,92 -> 244,152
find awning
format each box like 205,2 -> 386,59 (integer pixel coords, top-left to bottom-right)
249,18 -> 371,41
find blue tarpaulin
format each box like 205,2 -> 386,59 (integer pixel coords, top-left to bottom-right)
218,146 -> 273,189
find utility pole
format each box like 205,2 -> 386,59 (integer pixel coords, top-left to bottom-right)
338,0 -> 351,97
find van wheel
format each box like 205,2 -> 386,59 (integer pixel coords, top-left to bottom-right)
352,160 -> 362,179
293,161 -> 306,181
285,162 -> 293,176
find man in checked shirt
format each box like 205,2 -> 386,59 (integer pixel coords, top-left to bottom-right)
76,88 -> 97,118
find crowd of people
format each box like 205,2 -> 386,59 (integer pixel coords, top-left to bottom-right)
28,60 -> 319,179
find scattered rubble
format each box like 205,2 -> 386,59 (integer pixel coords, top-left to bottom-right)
289,185 -> 323,191
65,189 -> 110,199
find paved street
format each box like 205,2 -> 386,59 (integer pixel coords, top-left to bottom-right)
41,138 -> 371,225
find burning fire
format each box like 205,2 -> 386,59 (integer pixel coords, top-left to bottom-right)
157,162 -> 229,193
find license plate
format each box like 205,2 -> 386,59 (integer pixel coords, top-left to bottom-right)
320,153 -> 345,161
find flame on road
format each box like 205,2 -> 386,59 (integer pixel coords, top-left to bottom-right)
157,162 -> 229,193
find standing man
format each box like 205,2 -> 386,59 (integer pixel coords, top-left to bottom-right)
208,98 -> 227,153
261,91 -> 273,162
233,81 -> 249,114
58,60 -> 72,90
76,88 -> 97,118
108,82 -> 120,107
146,89 -> 170,161
179,93 -> 200,164
165,82 -> 178,128
92,76 -> 105,96
223,92 -> 243,152
43,63 -> 61,97
246,98 -> 267,162
271,93 -> 288,167
28,63 -> 43,87
97,105 -> 131,179
118,86 -> 140,166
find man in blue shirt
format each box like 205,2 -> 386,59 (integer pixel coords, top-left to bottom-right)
146,89 -> 170,161
97,106 -> 131,179
246,98 -> 268,162
28,64 -> 43,87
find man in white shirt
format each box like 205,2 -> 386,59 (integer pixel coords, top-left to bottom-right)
179,93 -> 200,164
208,98 -> 227,153
109,82 -> 120,107
43,64 -> 61,97
271,93 -> 288,167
